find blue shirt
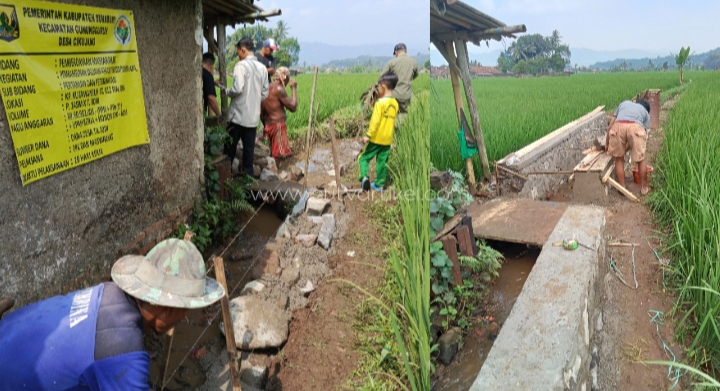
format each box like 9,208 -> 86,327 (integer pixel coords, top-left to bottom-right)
0,283 -> 150,390
614,100 -> 650,130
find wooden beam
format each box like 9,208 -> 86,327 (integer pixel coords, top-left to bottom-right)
607,177 -> 639,202
455,39 -> 491,180
217,23 -> 228,117
212,256 -> 242,391
602,164 -> 614,183
430,37 -> 462,76
442,40 -> 477,195
204,25 -> 219,54
441,236 -> 463,287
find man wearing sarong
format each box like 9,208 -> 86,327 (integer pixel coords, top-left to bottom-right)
260,66 -> 297,159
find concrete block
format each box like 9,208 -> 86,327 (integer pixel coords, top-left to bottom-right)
471,205 -> 605,391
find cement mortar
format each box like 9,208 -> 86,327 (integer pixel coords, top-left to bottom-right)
471,205 -> 606,391
499,113 -> 607,200
0,0 -> 204,307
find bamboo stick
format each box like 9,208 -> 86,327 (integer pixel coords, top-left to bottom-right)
159,328 -> 175,391
303,67 -> 318,193
328,118 -> 343,197
212,256 -> 242,391
527,171 -> 575,175
608,242 -> 638,247
602,164 -> 614,183
496,164 -> 528,180
607,177 -> 639,202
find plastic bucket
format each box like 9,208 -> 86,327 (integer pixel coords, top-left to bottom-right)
632,165 -> 653,184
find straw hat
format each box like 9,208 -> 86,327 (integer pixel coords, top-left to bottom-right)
111,239 -> 225,308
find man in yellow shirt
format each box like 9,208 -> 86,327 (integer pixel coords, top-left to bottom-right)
359,72 -> 399,192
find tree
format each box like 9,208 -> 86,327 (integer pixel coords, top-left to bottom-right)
497,53 -> 512,73
498,31 -> 571,74
662,61 -> 669,71
274,20 -> 289,41
675,46 -> 691,84
423,59 -> 431,70
275,37 -> 300,67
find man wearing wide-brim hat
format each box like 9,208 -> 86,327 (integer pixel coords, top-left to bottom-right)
0,238 -> 224,390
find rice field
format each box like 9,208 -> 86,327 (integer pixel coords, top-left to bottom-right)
430,72 -> 681,175
648,71 -> 720,376
218,72 -> 430,139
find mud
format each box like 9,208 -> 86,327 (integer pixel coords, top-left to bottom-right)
433,242 -> 539,391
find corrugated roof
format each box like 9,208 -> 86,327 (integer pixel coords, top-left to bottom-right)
202,0 -> 280,26
430,0 -> 525,44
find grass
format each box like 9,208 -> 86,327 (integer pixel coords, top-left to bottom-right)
430,72 -> 682,176
648,71 -> 720,380
216,73 -> 430,140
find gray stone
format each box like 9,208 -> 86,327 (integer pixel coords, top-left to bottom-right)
281,267 -> 301,285
239,353 -> 270,389
430,171 -> 452,190
254,145 -> 270,158
306,197 -> 330,216
253,165 -> 261,178
295,234 -> 317,247
299,280 -> 315,296
471,205 -> 605,391
308,216 -> 323,225
291,192 -> 309,217
318,214 -> 336,250
254,156 -> 268,168
276,222 -> 290,239
290,166 -> 304,181
279,171 -> 289,180
228,296 -> 289,350
266,157 -> 278,173
437,328 -> 462,366
241,280 -> 265,295
260,168 -> 279,182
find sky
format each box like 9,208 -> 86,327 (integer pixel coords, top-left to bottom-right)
230,0 -> 429,47
441,0 -> 720,55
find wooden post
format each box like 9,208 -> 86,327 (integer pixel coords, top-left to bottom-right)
303,66 -> 319,193
441,236 -> 463,287
212,256 -> 242,391
607,177 -> 639,202
328,118 -> 343,196
217,24 -> 228,118
455,39 -> 491,181
456,225 -> 474,257
445,40 -> 477,195
159,327 -> 175,391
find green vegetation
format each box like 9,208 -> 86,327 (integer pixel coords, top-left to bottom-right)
430,72 -> 681,176
497,30 -> 571,75
648,71 -> 720,379
675,46 -> 691,84
217,73 -> 429,141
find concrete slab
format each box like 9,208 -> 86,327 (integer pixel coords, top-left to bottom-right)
471,205 -> 605,391
469,199 -> 567,246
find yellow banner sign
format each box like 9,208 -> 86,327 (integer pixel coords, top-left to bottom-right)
0,1 -> 149,185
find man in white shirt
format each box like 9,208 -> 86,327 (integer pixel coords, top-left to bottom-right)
224,37 -> 269,176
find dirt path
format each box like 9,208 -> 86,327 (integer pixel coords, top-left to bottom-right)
266,199 -> 387,390
596,95 -> 688,390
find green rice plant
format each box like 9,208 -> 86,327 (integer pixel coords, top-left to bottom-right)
648,71 -> 720,378
431,72 -> 683,175
386,90 -> 431,391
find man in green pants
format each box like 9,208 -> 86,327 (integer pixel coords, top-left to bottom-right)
359,73 -> 399,192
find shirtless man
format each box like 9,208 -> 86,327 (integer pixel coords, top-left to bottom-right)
261,67 -> 298,159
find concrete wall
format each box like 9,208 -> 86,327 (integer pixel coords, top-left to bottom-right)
0,0 -> 205,307
497,112 -> 608,200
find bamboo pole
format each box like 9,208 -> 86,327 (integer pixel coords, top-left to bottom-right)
454,39 -> 491,180
607,177 -> 639,202
217,23 -> 228,117
159,328 -> 175,391
608,242 -> 638,247
328,118 -> 343,197
444,40 -> 477,195
212,256 -> 242,391
303,66 -> 319,193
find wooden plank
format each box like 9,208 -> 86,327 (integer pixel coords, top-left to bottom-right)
456,225 -> 474,257
573,150 -> 602,171
212,256 -> 242,391
432,212 -> 465,242
607,177 -> 639,202
461,216 -> 478,256
588,153 -> 614,172
441,236 -> 463,287
602,163 -> 614,183
469,199 -> 567,246
514,107 -> 604,161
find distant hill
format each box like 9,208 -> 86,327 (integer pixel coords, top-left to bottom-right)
588,47 -> 720,70
299,42 -> 429,67
323,53 -> 430,68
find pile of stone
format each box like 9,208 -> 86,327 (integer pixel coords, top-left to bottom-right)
211,193 -> 346,390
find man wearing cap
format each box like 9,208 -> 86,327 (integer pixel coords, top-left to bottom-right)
257,38 -> 279,85
382,43 -> 419,120
0,239 -> 224,390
